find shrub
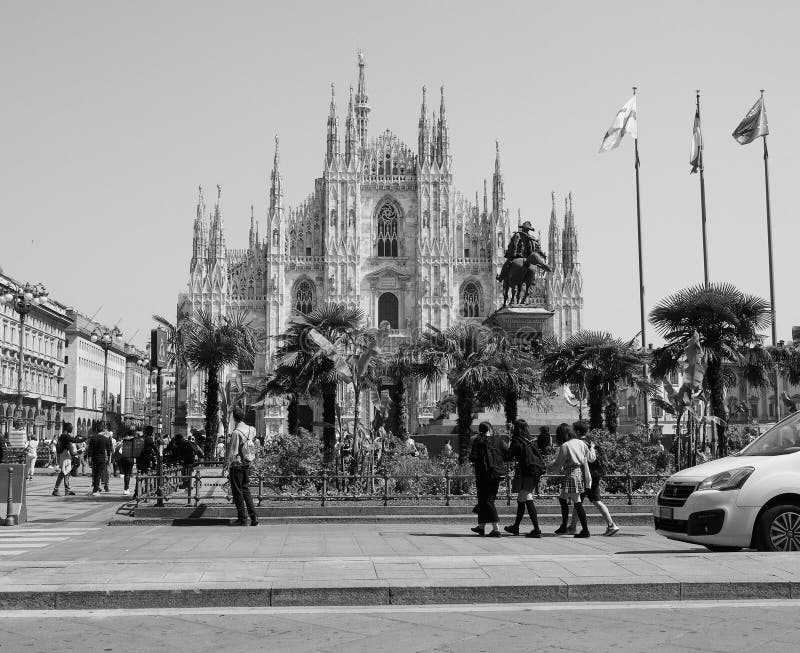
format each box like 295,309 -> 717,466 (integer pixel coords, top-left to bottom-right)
252,428 -> 324,491
587,428 -> 669,493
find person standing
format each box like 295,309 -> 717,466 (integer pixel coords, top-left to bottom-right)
100,424 -> 115,490
52,423 -> 80,496
224,407 -> 258,526
469,422 -> 506,537
86,427 -> 112,496
24,434 -> 38,481
116,431 -> 136,496
503,419 -> 544,538
567,421 -> 619,537
549,423 -> 592,538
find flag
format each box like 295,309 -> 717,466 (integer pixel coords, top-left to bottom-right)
599,94 -> 638,153
690,106 -> 703,173
732,94 -> 769,145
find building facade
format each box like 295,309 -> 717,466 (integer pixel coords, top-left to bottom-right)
0,272 -> 70,439
177,55 -> 583,434
123,344 -> 149,429
62,310 -> 127,436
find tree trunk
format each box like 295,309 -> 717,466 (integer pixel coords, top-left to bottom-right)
204,365 -> 220,457
287,394 -> 299,435
706,359 -> 728,456
604,382 -> 619,434
504,390 -> 518,424
391,379 -> 408,439
322,384 -> 337,463
456,390 -> 474,463
352,385 -> 361,477
588,384 -> 604,430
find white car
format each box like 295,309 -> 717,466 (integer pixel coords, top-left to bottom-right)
654,412 -> 800,551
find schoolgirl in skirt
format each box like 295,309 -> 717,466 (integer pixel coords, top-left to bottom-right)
547,423 -> 592,538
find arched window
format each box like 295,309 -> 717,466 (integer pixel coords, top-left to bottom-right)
376,203 -> 399,257
378,293 -> 399,329
295,281 -> 314,315
461,282 -> 481,317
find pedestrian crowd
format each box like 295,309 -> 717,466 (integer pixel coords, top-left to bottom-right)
469,419 -> 620,539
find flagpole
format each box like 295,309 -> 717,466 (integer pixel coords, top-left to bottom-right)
697,90 -> 710,286
632,86 -> 649,429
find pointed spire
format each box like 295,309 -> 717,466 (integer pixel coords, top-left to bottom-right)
418,85 -> 430,162
326,83 -> 339,163
345,85 -> 357,164
269,136 -> 284,242
249,204 -> 257,249
354,50 -> 370,150
562,192 -> 578,273
437,85 -> 449,165
430,111 -> 437,164
191,185 -> 209,273
208,184 -> 226,262
483,179 -> 488,218
548,191 -> 561,270
492,141 -> 504,220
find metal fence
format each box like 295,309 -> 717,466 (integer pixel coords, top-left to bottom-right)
134,467 -> 669,508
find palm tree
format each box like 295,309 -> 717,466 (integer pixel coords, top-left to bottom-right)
379,344 -> 422,439
415,323 -> 495,461
182,310 -> 262,455
542,330 -> 649,433
650,283 -> 771,456
271,303 -> 364,460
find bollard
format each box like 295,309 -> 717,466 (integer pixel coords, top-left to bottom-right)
4,467 -> 16,526
444,468 -> 451,507
321,471 -> 327,507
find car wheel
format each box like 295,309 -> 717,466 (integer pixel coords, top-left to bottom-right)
703,545 -> 742,552
759,504 -> 800,552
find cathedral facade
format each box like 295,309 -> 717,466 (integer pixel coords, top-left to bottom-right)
178,55 -> 583,434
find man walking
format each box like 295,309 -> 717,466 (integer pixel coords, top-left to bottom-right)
86,427 -> 112,496
568,421 -> 619,536
223,407 -> 258,526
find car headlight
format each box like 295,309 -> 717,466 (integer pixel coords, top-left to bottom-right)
696,466 -> 755,491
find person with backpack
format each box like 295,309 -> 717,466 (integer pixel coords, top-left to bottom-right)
52,423 -> 82,496
503,419 -> 544,538
116,430 -> 137,496
469,422 -> 507,537
567,421 -> 619,536
224,406 -> 258,526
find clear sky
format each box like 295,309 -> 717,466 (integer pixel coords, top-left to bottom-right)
1,1 -> 797,350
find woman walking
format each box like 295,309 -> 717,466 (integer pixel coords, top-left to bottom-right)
549,423 -> 591,538
24,434 -> 38,481
52,423 -> 80,496
469,422 -> 506,537
503,419 -> 544,538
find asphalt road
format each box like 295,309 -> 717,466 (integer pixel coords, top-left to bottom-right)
1,600 -> 798,652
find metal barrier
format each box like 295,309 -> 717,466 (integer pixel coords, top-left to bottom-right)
134,467 -> 670,508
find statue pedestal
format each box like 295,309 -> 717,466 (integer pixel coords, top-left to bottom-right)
484,306 -> 554,342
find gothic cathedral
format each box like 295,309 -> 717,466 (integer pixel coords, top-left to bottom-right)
178,54 -> 582,434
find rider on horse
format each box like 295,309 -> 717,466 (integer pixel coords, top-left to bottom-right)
496,221 -> 545,283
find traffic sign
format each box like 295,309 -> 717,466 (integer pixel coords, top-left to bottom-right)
150,328 -> 168,368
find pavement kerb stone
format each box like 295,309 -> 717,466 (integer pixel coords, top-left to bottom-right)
0,581 -> 797,609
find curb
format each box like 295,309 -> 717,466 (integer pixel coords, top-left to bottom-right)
0,581 -> 795,610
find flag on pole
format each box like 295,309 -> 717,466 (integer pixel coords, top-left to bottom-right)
732,94 -> 769,145
599,94 -> 638,153
690,105 -> 703,173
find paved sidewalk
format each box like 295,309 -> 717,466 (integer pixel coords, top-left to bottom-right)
1,521 -> 800,608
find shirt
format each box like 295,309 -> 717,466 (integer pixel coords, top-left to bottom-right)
226,423 -> 255,466
548,439 -> 591,473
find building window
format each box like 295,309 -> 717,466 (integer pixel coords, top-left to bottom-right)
294,281 -> 314,315
63,383 -> 67,398
82,386 -> 88,408
461,282 -> 481,318
464,248 -> 470,258
378,293 -> 399,329
376,203 -> 399,257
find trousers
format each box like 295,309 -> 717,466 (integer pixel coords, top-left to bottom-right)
229,464 -> 257,521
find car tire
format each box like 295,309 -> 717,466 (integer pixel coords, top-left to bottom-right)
703,545 -> 742,552
758,504 -> 800,552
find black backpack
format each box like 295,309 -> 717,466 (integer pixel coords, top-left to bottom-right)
483,442 -> 506,481
517,436 -> 546,478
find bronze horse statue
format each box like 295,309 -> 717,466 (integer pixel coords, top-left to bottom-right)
502,251 -> 551,306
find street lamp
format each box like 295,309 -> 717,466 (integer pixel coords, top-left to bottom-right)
137,349 -> 154,427
0,281 -> 48,430
90,325 -> 123,423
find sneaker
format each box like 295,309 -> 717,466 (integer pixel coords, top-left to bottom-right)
66,490 -> 75,496
122,489 -> 130,496
92,491 -> 101,497
525,529 -> 542,539
603,525 -> 620,537
504,524 -> 520,535
103,487 -> 109,493
486,530 -> 501,538
470,526 -> 485,536
250,517 -> 259,526
52,490 -> 59,497
231,519 -> 248,527
574,530 -> 591,539
554,526 -> 568,535
566,525 -> 577,535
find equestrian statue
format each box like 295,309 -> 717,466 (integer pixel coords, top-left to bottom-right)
496,221 -> 551,306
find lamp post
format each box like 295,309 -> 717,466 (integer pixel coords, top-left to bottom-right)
137,351 -> 154,427
1,281 -> 48,431
90,326 -> 122,425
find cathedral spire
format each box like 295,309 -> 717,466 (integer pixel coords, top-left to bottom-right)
492,140 -> 504,220
548,191 -> 561,270
437,85 -> 449,165
354,50 -> 370,150
430,111 -> 437,164
345,85 -> 356,165
269,136 -> 283,217
418,85 -> 430,162
483,179 -> 488,219
326,83 -> 339,163
209,184 -> 226,262
191,185 -> 208,273
249,204 -> 257,250
562,191 -> 578,272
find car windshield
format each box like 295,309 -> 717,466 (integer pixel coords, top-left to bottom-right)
739,412 -> 800,456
